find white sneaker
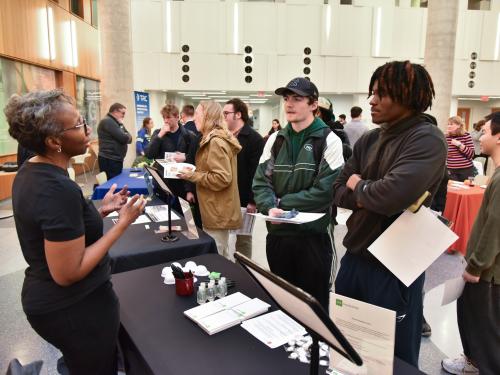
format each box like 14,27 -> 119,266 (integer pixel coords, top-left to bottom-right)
442,354 -> 479,374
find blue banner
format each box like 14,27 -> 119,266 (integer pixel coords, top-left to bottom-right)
134,91 -> 150,130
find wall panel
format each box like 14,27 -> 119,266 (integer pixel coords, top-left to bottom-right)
73,15 -> 100,79
131,0 -> 162,53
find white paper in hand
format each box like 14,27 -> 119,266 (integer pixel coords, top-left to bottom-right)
441,277 -> 466,306
368,207 -> 458,287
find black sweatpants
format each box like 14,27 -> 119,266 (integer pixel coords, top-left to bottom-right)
27,282 -> 120,375
335,252 -> 424,367
457,280 -> 500,375
98,156 -> 123,180
448,166 -> 475,182
266,232 -> 333,312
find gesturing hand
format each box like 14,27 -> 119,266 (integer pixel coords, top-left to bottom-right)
118,194 -> 147,227
100,184 -> 130,217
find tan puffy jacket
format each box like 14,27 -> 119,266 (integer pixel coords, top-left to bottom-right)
187,128 -> 242,230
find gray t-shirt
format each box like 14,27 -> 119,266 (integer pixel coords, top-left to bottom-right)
344,120 -> 369,147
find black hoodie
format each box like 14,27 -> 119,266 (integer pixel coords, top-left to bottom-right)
333,113 -> 447,255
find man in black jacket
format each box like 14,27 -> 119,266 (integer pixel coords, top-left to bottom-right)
145,104 -> 196,209
223,98 -> 264,258
333,61 -> 447,367
97,103 -> 132,179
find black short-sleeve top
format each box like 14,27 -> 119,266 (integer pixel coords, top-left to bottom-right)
12,162 -> 111,315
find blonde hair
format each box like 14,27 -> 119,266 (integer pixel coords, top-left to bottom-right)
197,100 -> 230,137
448,116 -> 466,136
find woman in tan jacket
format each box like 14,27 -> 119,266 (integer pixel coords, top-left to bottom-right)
178,100 -> 242,260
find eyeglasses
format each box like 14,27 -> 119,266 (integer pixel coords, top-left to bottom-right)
222,111 -> 235,117
61,117 -> 87,134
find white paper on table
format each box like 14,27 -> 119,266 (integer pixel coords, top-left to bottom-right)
441,277 -> 466,306
240,310 -> 306,349
330,294 -> 395,375
184,300 -> 225,320
112,215 -> 150,225
368,207 -> 459,287
231,298 -> 270,320
249,212 -> 325,225
145,205 -> 181,222
217,292 -> 251,309
232,207 -> 256,235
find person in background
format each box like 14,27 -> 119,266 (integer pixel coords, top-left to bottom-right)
317,96 -> 352,161
446,116 -> 475,181
136,117 -> 154,157
178,100 -> 242,261
223,98 -> 264,259
441,112 -> 500,375
181,104 -> 199,136
145,104 -> 196,211
333,61 -> 447,366
264,119 -> 281,142
471,119 -> 490,173
343,106 -> 369,147
5,90 -> 146,375
97,103 -> 132,179
333,114 -> 347,129
470,119 -> 485,156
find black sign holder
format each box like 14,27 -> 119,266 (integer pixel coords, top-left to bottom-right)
144,165 -> 178,243
235,252 -> 363,375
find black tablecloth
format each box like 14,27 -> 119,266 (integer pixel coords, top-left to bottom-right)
112,254 -> 424,375
102,200 -> 217,273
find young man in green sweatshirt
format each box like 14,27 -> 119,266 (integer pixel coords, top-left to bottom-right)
442,112 -> 500,375
253,77 -> 344,311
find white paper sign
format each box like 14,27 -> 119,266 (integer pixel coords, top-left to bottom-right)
330,294 -> 395,375
249,212 -> 325,224
368,208 -> 458,287
441,277 -> 466,306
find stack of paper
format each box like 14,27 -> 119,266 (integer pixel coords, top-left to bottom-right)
184,292 -> 270,335
240,310 -> 307,349
145,205 -> 181,222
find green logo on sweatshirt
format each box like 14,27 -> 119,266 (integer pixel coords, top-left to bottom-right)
336,299 -> 342,307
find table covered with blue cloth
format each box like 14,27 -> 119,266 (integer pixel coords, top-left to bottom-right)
92,168 -> 149,200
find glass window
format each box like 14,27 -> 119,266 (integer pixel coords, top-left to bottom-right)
0,57 -> 56,155
71,0 -> 84,18
91,0 -> 98,27
76,76 -> 101,140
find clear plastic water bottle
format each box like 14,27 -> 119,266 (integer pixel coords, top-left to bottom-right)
197,283 -> 206,304
219,277 -> 227,297
207,281 -> 215,302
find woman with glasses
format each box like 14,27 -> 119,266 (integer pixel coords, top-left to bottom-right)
5,90 -> 146,375
178,100 -> 242,261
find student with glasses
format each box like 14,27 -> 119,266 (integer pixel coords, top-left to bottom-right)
97,102 -> 132,179
6,90 -> 146,375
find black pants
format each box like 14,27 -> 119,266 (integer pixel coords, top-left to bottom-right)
266,233 -> 333,312
448,166 -> 475,182
98,156 -> 123,180
26,282 -> 120,375
335,252 -> 424,367
457,280 -> 500,375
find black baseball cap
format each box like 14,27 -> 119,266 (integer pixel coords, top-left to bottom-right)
275,77 -> 319,99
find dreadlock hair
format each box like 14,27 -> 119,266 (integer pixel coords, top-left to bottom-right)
368,61 -> 435,113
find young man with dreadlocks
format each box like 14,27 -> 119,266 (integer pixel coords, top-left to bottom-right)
332,61 -> 447,366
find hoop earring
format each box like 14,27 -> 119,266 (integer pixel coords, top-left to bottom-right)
57,146 -> 62,153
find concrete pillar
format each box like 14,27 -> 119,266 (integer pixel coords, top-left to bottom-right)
98,0 -> 136,167
424,0 -> 459,131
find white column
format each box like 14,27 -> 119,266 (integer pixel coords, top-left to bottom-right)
424,0 -> 459,131
98,0 -> 136,167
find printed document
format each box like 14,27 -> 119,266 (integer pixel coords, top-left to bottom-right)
330,294 -> 395,375
145,205 -> 181,222
249,212 -> 325,225
368,207 -> 458,287
240,310 -> 306,349
233,207 -> 256,235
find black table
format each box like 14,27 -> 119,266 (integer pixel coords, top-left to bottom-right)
112,254 -> 424,375
103,200 -> 217,273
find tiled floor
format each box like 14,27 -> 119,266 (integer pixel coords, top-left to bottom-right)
0,179 -> 463,374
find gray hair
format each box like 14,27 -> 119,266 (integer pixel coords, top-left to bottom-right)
5,89 -> 74,156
